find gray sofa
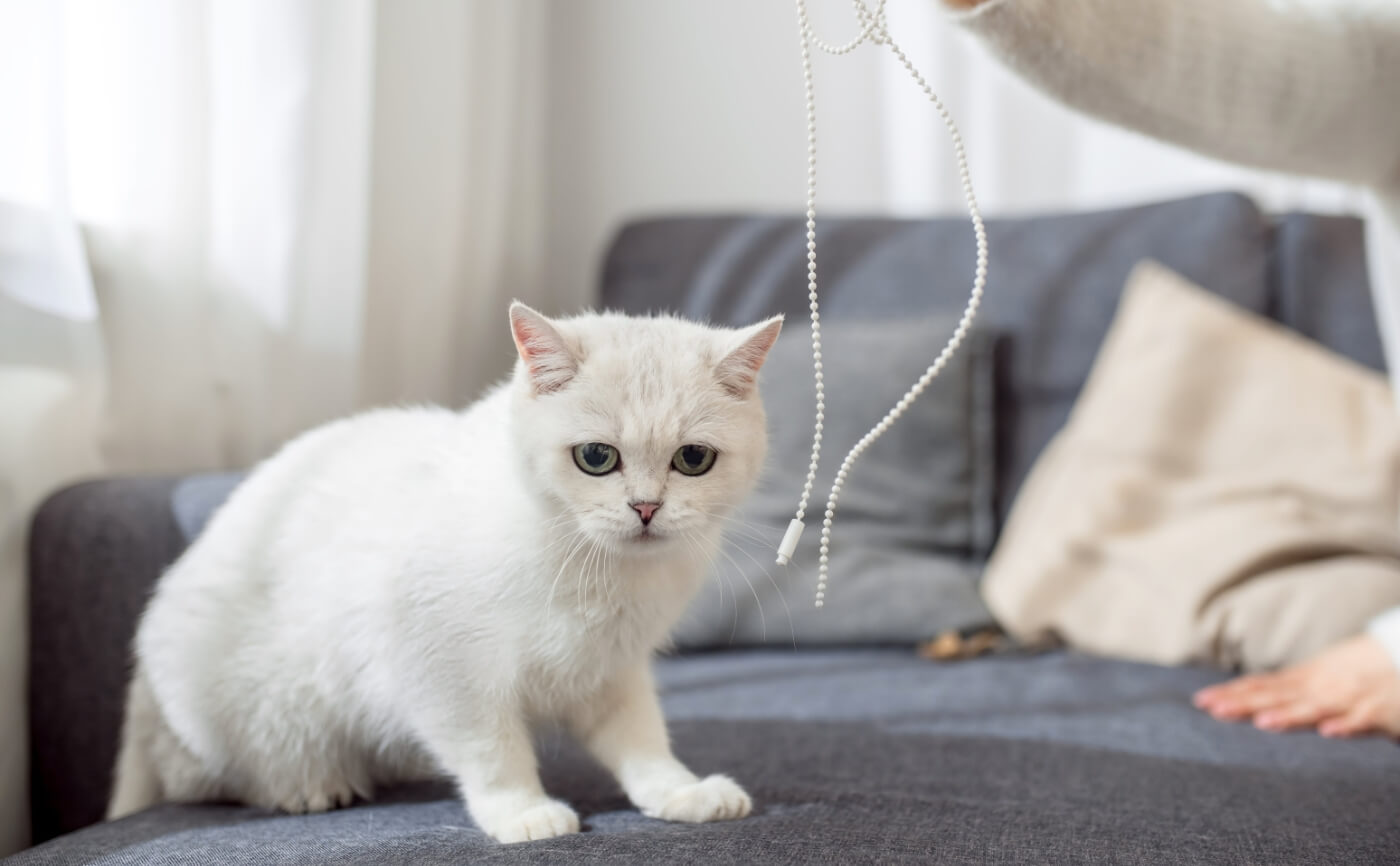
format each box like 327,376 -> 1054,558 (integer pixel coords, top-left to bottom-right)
18,193 -> 1400,865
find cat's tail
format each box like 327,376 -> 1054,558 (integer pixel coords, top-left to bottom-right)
106,668 -> 162,820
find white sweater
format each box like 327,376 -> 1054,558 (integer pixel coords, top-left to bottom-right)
951,0 -> 1400,668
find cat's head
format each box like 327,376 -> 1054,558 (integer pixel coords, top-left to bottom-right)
507,302 -> 782,555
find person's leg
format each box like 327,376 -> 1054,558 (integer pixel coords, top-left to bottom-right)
1194,634 -> 1400,737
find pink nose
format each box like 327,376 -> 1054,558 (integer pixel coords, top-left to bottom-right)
630,501 -> 661,526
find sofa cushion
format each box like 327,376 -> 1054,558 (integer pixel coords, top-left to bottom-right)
673,316 -> 996,647
984,262 -> 1400,671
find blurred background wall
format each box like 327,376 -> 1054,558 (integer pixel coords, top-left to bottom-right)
0,0 -> 1365,855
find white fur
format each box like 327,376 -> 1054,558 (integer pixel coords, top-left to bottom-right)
107,304 -> 782,844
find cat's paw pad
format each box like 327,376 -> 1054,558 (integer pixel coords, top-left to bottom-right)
647,774 -> 752,824
276,778 -> 355,814
484,800 -> 581,844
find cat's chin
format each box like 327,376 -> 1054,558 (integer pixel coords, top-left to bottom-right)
619,528 -> 677,554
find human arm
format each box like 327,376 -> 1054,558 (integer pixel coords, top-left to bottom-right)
944,0 -> 1400,186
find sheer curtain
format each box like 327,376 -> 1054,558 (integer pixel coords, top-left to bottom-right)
0,0 -> 549,853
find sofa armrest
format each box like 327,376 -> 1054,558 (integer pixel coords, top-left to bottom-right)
27,478 -> 185,843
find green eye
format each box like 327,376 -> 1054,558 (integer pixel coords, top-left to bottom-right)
672,444 -> 717,476
573,443 -> 620,475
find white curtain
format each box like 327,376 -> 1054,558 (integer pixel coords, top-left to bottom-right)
0,0 -> 549,854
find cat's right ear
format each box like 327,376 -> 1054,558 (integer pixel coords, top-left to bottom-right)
716,315 -> 783,398
510,302 -> 578,395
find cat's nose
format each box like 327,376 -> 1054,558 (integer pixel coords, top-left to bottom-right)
630,501 -> 662,526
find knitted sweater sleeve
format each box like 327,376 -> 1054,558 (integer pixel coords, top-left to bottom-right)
948,0 -> 1400,187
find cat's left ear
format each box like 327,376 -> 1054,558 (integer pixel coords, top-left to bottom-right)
510,301 -> 578,394
717,315 -> 784,398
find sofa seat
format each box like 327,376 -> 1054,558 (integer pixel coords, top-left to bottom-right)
14,649 -> 1400,865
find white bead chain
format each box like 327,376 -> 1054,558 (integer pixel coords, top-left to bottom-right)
777,0 -> 989,609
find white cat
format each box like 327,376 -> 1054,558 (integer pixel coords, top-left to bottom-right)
107,302 -> 782,843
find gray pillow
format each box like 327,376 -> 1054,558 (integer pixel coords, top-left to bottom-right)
672,317 -> 998,648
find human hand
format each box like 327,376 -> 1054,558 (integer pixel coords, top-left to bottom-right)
1193,635 -> 1400,739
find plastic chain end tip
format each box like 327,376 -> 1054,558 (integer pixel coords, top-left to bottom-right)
776,518 -> 805,565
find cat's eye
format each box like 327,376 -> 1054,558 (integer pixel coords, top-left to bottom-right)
572,443 -> 620,475
671,444 -> 717,476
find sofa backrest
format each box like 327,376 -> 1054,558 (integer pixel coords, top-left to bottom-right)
598,192 -> 1382,528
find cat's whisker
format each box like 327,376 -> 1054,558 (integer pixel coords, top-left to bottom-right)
706,514 -> 782,540
547,531 -> 591,609
700,517 -> 800,646
682,530 -> 739,644
607,546 -> 622,610
536,515 -> 584,548
694,506 -> 777,528
595,543 -> 611,610
714,544 -> 768,644
585,541 -> 603,611
582,537 -> 608,612
723,537 -> 798,650
542,537 -> 585,581
695,507 -> 774,530
691,511 -> 796,645
539,527 -> 584,560
696,510 -> 783,547
602,543 -> 621,610
707,539 -> 729,622
537,521 -> 573,542
596,543 -> 615,611
717,528 -> 778,551
575,539 -> 597,611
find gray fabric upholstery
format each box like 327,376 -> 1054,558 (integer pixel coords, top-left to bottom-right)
600,193 -> 1384,527
27,478 -> 187,844
15,651 -> 1400,865
674,318 -> 997,647
24,193 -> 1393,863
169,472 -> 243,541
1273,211 -> 1386,371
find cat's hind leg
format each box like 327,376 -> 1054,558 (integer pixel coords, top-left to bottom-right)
110,666 -> 362,816
106,669 -> 163,819
268,780 -> 357,815
261,759 -> 359,815
232,719 -> 366,814
108,666 -> 227,816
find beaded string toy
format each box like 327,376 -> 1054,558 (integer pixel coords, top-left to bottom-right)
775,0 -> 989,608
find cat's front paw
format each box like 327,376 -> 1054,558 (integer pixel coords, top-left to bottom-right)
645,774 -> 752,824
480,799 -> 581,844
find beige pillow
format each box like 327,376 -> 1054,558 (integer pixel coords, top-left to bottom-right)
983,261 -> 1400,671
